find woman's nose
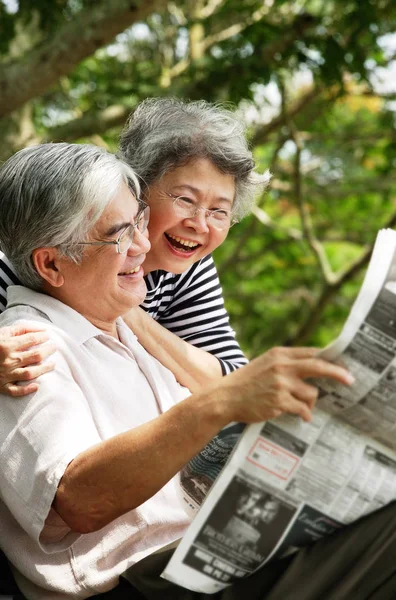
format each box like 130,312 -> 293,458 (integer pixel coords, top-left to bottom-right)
184,209 -> 209,233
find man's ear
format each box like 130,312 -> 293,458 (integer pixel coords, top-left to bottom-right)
32,247 -> 65,288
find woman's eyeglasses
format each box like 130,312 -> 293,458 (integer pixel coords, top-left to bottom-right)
165,192 -> 237,231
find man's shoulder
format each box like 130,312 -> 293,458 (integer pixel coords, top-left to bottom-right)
0,303 -> 74,349
0,304 -> 50,328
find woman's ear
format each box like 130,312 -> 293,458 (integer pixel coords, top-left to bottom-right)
32,247 -> 65,288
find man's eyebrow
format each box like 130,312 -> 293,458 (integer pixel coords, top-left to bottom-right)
103,202 -> 142,237
173,185 -> 233,205
104,222 -> 130,237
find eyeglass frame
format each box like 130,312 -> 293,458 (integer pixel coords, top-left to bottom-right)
164,192 -> 238,230
76,203 -> 150,254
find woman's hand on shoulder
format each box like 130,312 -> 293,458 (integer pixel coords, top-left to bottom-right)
0,323 -> 56,397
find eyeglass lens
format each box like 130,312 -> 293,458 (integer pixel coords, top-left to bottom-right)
118,206 -> 149,253
173,198 -> 230,230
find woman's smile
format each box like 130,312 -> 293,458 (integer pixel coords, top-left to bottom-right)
164,232 -> 202,255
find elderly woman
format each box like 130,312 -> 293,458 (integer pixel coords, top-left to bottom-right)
0,98 -> 269,396
0,142 -> 356,599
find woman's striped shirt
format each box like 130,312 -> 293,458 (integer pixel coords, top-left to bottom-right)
0,252 -> 247,374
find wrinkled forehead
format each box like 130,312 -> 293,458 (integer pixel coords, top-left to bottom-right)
154,157 -> 236,204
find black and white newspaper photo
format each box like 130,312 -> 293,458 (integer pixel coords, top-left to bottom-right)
179,422 -> 246,514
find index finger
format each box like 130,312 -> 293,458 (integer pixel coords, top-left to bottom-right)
280,347 -> 320,359
12,331 -> 51,352
9,322 -> 49,337
293,358 -> 355,386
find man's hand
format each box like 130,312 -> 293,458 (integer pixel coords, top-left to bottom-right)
0,323 -> 56,396
217,346 -> 354,425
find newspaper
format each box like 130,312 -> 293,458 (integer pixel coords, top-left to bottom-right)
162,228 -> 396,594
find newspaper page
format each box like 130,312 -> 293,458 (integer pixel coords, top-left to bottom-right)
178,422 -> 246,514
163,228 -> 396,594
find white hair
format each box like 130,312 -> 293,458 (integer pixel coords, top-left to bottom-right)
0,142 -> 140,289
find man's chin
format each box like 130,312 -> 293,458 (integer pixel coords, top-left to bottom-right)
128,283 -> 148,308
119,278 -> 147,299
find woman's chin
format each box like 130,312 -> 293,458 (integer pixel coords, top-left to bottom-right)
145,250 -> 201,275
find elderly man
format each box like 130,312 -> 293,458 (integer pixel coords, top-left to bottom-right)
0,143 -> 393,600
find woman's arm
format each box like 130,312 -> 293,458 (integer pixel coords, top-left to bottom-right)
145,256 -> 248,375
124,306 -> 222,392
136,255 -> 247,389
0,255 -> 242,395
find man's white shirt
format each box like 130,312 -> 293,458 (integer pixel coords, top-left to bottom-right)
0,286 -> 191,599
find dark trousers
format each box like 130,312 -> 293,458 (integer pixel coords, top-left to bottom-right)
95,500 -> 396,599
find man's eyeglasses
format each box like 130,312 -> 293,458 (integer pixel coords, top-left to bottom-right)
165,192 -> 237,231
77,204 -> 150,254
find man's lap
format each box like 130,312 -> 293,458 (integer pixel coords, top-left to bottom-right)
122,501 -> 396,600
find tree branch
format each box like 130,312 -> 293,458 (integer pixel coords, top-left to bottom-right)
251,85 -> 322,146
200,0 -> 225,19
289,208 -> 396,345
291,126 -> 336,284
251,205 -> 303,241
45,105 -> 132,143
169,12 -> 318,91
202,3 -> 272,50
0,0 -> 168,119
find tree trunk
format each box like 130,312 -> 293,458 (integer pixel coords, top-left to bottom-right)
0,0 -> 168,119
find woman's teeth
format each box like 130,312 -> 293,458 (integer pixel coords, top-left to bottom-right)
167,233 -> 199,249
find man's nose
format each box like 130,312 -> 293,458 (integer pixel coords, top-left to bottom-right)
128,228 -> 151,255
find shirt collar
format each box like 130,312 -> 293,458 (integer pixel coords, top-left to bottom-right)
6,285 -> 108,345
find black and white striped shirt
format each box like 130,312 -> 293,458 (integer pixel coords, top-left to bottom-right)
0,252 -> 247,374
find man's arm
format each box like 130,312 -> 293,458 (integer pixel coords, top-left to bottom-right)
53,347 -> 354,534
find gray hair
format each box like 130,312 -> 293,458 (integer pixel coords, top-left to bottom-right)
0,142 -> 140,289
118,97 -> 270,220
